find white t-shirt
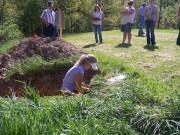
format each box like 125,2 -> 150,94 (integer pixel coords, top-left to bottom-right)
121,7 -> 136,25
93,11 -> 104,25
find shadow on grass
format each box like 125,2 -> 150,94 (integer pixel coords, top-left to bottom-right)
135,35 -> 146,37
83,43 -> 97,48
115,43 -> 132,48
143,45 -> 159,51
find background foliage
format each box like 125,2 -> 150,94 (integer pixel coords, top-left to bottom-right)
0,0 -> 179,40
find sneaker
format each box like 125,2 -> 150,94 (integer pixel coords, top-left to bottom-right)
152,44 -> 156,46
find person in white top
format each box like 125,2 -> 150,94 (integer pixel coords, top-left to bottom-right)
176,4 -> 180,46
40,1 -> 56,37
121,1 -> 136,44
92,4 -> 104,44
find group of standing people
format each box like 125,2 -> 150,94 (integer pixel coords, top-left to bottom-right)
40,0 -> 180,47
121,0 -> 158,46
91,0 -> 159,46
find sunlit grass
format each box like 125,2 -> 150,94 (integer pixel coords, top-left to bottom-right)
0,30 -> 180,134
63,29 -> 180,90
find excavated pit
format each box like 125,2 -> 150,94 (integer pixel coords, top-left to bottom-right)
0,37 -> 98,97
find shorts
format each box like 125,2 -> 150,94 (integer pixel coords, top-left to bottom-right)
121,23 -> 133,32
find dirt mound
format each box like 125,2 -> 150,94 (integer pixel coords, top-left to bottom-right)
0,37 -> 82,69
0,37 -> 98,96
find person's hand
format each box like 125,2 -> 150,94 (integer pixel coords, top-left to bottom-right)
76,93 -> 81,96
46,22 -> 49,27
82,83 -> 90,88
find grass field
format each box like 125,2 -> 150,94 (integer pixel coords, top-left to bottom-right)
0,29 -> 180,135
63,29 -> 180,90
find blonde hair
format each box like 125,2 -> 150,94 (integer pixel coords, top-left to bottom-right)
75,54 -> 97,66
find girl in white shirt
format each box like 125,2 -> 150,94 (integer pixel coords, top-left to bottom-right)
92,5 -> 104,44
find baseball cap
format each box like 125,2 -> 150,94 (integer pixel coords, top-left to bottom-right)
91,63 -> 98,70
128,1 -> 133,5
85,54 -> 98,70
48,1 -> 53,7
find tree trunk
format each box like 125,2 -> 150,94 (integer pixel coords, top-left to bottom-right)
157,0 -> 162,29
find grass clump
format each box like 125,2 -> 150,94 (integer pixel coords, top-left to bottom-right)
0,38 -> 26,55
6,55 -> 78,77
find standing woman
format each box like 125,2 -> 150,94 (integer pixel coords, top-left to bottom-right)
92,4 -> 104,44
176,4 -> 180,46
145,0 -> 158,46
121,1 -> 136,44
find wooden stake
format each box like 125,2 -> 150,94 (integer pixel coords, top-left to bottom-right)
59,11 -> 63,42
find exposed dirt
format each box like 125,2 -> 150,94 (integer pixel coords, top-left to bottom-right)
0,70 -> 98,97
0,37 -> 98,97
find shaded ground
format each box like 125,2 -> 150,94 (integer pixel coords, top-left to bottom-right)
0,37 -> 98,96
0,70 -> 98,97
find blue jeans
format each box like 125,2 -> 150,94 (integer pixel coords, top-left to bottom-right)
145,20 -> 156,45
93,24 -> 103,43
176,22 -> 180,45
138,15 -> 145,35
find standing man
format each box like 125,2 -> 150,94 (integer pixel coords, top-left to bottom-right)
145,0 -> 158,46
176,4 -> 180,46
40,1 -> 56,37
121,1 -> 136,45
138,3 -> 146,36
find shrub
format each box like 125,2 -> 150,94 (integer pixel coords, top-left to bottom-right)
0,20 -> 23,42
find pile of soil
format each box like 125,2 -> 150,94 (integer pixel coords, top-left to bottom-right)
0,37 -> 98,97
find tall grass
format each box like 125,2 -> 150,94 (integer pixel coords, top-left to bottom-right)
1,52 -> 179,134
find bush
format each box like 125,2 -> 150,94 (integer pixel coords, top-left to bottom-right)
0,20 -> 23,42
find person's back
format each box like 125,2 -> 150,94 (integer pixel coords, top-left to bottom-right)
62,65 -> 84,92
121,7 -> 136,25
138,6 -> 146,16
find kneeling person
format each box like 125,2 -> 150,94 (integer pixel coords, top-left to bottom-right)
61,54 -> 98,95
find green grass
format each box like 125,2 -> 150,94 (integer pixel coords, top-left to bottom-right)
0,38 -> 27,55
6,55 -> 78,77
63,29 -> 180,91
0,29 -> 180,134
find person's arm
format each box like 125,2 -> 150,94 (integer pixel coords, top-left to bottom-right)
178,6 -> 180,21
75,73 -> 89,94
145,7 -> 148,19
40,11 -> 49,26
155,7 -> 159,28
101,12 -> 104,21
122,8 -> 135,16
41,18 -> 49,26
